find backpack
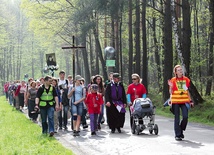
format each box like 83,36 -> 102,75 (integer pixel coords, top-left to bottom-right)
62,89 -> 69,106
58,79 -> 69,106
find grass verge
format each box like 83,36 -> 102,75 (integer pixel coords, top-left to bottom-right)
0,97 -> 74,155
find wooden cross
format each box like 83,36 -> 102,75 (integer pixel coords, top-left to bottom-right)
62,36 -> 85,131
61,36 -> 85,86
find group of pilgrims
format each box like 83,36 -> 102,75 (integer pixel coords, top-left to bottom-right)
3,70 -> 147,137
3,64 -> 193,141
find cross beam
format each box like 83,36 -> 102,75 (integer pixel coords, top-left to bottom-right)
61,36 -> 85,87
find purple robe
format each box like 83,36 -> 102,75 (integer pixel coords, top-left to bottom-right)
111,83 -> 126,113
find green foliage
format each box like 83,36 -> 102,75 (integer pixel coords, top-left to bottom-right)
0,97 -> 73,155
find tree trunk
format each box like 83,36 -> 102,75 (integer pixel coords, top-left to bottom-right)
163,0 -> 173,102
205,0 -> 214,96
119,7 -> 123,81
128,0 -> 133,84
182,0 -> 191,75
89,32 -> 95,76
193,1 -> 203,95
115,0 -> 120,73
95,13 -> 100,74
76,50 -> 81,75
31,40 -> 34,79
93,28 -> 108,81
152,0 -> 162,92
171,0 -> 203,104
135,0 -> 141,75
81,35 -> 91,85
142,0 -> 148,90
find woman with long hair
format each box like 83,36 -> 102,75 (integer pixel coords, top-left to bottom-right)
26,81 -> 38,122
168,65 -> 194,141
93,75 -> 105,130
68,75 -> 86,136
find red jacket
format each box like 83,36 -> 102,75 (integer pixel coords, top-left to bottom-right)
85,92 -> 104,114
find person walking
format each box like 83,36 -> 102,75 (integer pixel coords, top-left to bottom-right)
68,75 -> 86,136
18,80 -> 27,112
26,81 -> 38,122
35,76 -> 59,137
58,70 -> 70,130
80,78 -> 88,129
85,84 -> 104,135
105,73 -> 127,133
4,82 -> 9,100
13,81 -> 20,111
126,73 -> 147,126
93,75 -> 105,130
8,82 -> 14,105
52,78 -> 62,133
168,65 -> 194,141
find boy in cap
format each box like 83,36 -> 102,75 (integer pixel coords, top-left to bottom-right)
58,70 -> 69,130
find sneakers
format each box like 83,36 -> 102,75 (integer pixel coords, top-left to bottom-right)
49,132 -> 54,137
180,133 -> 184,139
73,130 -> 80,137
175,136 -> 182,141
97,124 -> 101,130
83,124 -> 88,129
91,131 -> 96,135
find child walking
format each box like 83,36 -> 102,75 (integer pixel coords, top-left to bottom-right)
85,84 -> 104,135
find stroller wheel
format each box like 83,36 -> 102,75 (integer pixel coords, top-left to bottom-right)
136,126 -> 140,135
154,124 -> 158,135
131,116 -> 136,134
149,127 -> 153,134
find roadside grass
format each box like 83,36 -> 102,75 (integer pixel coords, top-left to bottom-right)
0,97 -> 74,155
149,92 -> 214,126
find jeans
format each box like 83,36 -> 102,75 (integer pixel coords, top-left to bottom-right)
5,92 -> 8,100
71,102 -> 83,116
98,104 -> 104,124
9,93 -> 13,105
173,104 -> 188,137
58,105 -> 69,128
40,107 -> 55,134
54,111 -> 60,131
90,113 -> 98,132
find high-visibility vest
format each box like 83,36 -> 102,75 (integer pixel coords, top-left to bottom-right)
39,86 -> 54,107
170,76 -> 191,104
171,90 -> 190,104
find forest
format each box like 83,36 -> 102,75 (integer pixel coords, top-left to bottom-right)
0,0 -> 213,103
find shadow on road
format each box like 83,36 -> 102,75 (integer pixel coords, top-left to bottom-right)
174,139 -> 204,148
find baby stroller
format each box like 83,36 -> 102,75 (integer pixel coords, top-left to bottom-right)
130,98 -> 158,135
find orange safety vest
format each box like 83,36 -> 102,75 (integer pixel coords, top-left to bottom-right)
171,90 -> 190,104
170,76 -> 191,104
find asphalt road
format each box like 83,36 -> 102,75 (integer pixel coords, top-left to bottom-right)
52,112 -> 214,155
